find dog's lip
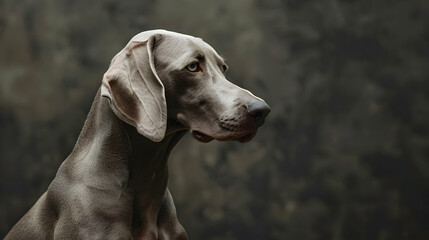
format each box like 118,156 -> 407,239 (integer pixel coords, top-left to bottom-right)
192,130 -> 215,143
191,129 -> 257,143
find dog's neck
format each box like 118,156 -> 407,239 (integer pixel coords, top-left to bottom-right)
67,88 -> 186,237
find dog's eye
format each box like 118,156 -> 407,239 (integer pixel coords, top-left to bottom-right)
186,62 -> 199,72
222,64 -> 228,72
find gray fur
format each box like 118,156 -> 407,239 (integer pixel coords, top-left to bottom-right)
5,30 -> 269,240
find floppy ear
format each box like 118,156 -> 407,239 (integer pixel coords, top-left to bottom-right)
101,35 -> 167,142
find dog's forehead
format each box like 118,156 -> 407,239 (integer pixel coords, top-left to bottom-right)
132,30 -> 221,58
130,30 -> 224,70
162,33 -> 219,58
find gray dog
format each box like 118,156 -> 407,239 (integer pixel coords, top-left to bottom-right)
5,30 -> 270,240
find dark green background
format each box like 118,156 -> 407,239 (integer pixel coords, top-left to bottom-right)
1,0 -> 428,239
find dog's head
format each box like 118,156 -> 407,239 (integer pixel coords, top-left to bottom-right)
101,30 -> 270,143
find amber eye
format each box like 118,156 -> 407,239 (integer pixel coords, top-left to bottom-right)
222,64 -> 228,72
186,62 -> 199,72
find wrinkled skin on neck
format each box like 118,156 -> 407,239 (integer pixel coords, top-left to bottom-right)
4,91 -> 188,240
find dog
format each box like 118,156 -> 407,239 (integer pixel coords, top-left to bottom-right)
5,30 -> 270,240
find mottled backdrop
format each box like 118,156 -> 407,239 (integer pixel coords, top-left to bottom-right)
1,0 -> 428,239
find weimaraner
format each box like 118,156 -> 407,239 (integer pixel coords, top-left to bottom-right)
5,29 -> 270,240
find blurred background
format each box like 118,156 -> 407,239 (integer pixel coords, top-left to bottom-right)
1,0 -> 428,239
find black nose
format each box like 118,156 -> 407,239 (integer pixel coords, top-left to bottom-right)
247,101 -> 271,126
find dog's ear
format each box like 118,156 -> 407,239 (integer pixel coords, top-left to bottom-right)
101,34 -> 167,142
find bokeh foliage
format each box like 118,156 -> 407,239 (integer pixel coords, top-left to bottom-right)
1,0 -> 428,239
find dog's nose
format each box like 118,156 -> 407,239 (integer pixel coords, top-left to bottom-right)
247,101 -> 271,126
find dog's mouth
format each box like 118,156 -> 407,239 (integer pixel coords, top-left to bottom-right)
191,130 -> 256,143
179,113 -> 259,143
191,131 -> 214,143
